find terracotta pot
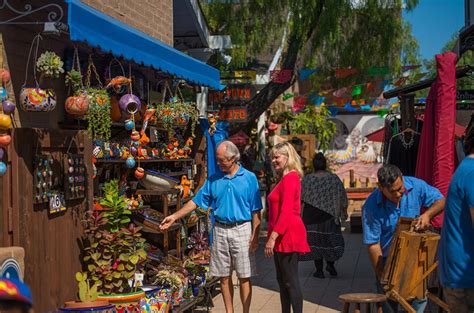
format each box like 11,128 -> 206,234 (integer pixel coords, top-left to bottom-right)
0,114 -> 12,130
130,131 -> 140,141
0,134 -> 11,147
65,94 -> 89,116
19,87 -> 56,112
134,167 -> 145,179
62,300 -> 111,309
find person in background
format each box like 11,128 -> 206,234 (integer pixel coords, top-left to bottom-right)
438,122 -> 474,313
362,164 -> 445,313
264,141 -> 310,313
299,153 -> 348,278
0,278 -> 34,313
160,140 -> 262,313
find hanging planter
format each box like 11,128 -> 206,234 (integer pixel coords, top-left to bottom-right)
20,35 -> 58,112
85,89 -> 111,141
65,49 -> 90,116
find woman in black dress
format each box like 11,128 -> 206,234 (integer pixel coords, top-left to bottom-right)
300,153 -> 348,278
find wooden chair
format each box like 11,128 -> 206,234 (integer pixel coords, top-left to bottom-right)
338,293 -> 387,313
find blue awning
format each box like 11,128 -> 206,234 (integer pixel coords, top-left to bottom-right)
66,0 -> 224,90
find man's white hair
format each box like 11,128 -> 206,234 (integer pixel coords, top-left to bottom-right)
217,140 -> 241,161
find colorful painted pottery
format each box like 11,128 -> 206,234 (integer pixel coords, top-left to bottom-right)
65,94 -> 89,116
0,134 -> 11,147
0,87 -> 6,99
119,94 -> 141,114
124,119 -> 135,130
0,148 -> 4,159
0,113 -> 12,130
2,100 -> 15,114
61,300 -> 113,312
134,167 -> 145,179
97,290 -> 144,313
139,170 -> 179,191
1,69 -> 10,83
140,286 -> 170,313
20,87 -> 56,112
0,162 -> 6,175
125,157 -> 136,168
130,130 -> 140,141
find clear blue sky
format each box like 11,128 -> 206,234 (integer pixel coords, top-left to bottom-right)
403,0 -> 464,61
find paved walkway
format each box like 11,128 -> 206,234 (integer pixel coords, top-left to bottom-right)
208,228 -> 377,312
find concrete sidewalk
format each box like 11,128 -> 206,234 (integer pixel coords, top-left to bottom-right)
208,229 -> 377,313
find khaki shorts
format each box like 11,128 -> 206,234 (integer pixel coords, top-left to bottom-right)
444,288 -> 474,313
210,221 -> 257,278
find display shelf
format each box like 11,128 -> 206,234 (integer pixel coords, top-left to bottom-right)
169,196 -> 193,207
135,189 -> 180,196
95,158 -> 193,164
134,219 -> 181,234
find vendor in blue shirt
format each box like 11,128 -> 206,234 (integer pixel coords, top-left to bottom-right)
439,124 -> 474,313
160,140 -> 262,313
362,164 -> 445,313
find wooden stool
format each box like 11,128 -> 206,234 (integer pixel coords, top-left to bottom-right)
339,293 -> 387,313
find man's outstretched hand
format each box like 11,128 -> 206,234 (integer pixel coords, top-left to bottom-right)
160,215 -> 176,231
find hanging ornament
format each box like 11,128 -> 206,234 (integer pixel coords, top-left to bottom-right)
2,100 -> 15,114
124,119 -> 135,130
134,167 -> 145,179
0,87 -> 6,100
125,157 -> 136,168
0,69 -> 10,84
0,161 -> 6,175
130,130 -> 140,141
0,147 -> 4,159
0,113 -> 12,130
0,133 -> 11,147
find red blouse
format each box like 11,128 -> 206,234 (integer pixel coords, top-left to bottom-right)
267,171 -> 310,253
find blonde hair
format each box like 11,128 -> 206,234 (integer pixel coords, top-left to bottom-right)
271,141 -> 304,178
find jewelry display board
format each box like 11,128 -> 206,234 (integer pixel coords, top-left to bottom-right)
33,155 -> 62,204
63,154 -> 86,200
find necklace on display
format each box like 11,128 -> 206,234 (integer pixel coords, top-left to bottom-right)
400,132 -> 414,149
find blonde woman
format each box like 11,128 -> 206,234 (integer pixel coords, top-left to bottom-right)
265,141 -> 310,313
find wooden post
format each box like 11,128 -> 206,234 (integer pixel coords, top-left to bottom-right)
350,169 -> 355,187
162,194 -> 169,255
399,94 -> 416,131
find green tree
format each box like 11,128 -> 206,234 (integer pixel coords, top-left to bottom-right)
202,0 -> 420,132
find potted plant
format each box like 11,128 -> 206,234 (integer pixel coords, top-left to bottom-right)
85,88 -> 112,141
79,180 -> 147,310
65,68 -> 89,116
61,273 -> 111,310
147,266 -> 186,306
153,100 -> 199,138
36,51 -> 64,79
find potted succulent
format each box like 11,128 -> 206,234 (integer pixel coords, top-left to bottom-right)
85,88 -> 112,141
147,266 -> 186,306
79,180 -> 147,310
61,273 -> 111,310
36,51 -> 64,79
65,69 -> 89,116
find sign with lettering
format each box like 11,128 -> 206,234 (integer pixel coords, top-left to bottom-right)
219,107 -> 248,122
208,84 -> 256,106
457,90 -> 474,101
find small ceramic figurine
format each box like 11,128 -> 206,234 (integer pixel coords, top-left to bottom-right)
208,113 -> 218,136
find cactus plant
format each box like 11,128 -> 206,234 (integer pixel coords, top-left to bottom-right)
76,272 -> 99,302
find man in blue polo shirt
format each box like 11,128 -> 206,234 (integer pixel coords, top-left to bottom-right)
438,124 -> 474,313
160,140 -> 262,313
362,164 -> 445,313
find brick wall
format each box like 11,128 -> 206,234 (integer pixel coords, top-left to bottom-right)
81,0 -> 173,46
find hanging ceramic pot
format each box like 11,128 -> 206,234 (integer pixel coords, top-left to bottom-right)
124,119 -> 135,130
20,87 -> 56,112
65,93 -> 89,116
130,130 -> 140,141
0,162 -> 6,176
119,94 -> 141,114
125,157 -> 136,168
0,113 -> 12,130
2,100 -> 15,114
1,69 -> 10,83
0,134 -> 11,147
0,148 -> 4,159
134,167 -> 145,179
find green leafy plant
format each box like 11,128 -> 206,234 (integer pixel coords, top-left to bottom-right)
36,51 -> 64,78
66,69 -> 84,95
75,272 -> 99,302
147,266 -> 185,291
81,210 -> 147,295
85,88 -> 112,141
153,100 -> 199,138
99,180 -> 131,232
289,106 -> 337,152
